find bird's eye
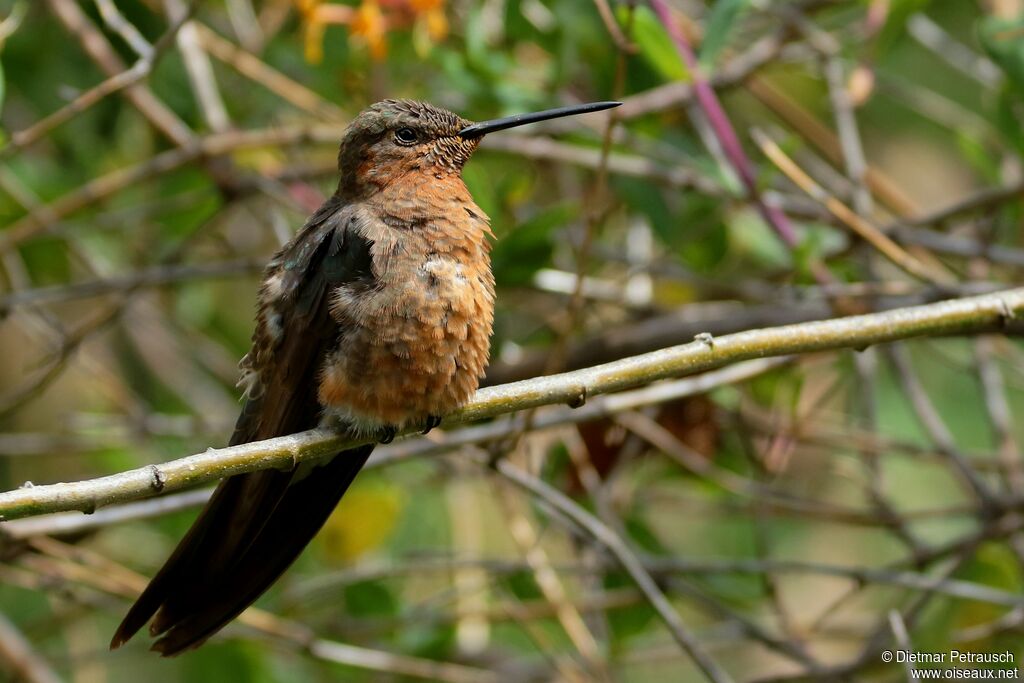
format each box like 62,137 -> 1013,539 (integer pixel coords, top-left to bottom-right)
394,127 -> 418,144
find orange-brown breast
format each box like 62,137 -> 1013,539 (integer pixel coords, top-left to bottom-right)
318,179 -> 495,428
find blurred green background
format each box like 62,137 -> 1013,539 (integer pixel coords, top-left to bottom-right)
2,0 -> 1024,681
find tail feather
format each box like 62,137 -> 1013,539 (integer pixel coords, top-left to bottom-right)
111,445 -> 373,655
110,469 -> 288,649
111,203 -> 379,654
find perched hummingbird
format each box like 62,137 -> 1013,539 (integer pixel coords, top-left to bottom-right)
110,98 -> 621,655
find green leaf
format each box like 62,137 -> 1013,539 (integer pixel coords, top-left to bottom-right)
993,85 -> 1024,156
490,202 -> 573,286
979,14 -> 1024,90
699,0 -> 751,70
343,579 -> 398,618
612,176 -> 678,249
624,513 -> 670,555
874,0 -> 933,57
954,129 -> 1000,183
0,60 -> 6,115
603,569 -> 656,643
503,569 -> 543,601
624,5 -> 687,81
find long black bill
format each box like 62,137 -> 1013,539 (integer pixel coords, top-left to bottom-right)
458,101 -> 622,138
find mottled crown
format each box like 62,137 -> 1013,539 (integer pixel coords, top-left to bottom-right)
336,100 -> 481,196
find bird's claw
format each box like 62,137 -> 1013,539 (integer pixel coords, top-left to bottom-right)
422,415 -> 443,434
377,425 -> 397,444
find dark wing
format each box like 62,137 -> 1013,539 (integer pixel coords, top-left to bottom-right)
111,198 -> 377,655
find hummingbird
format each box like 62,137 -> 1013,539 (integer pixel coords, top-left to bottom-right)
110,98 -> 621,655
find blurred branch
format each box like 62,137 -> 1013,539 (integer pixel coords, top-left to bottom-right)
975,336 -> 1024,496
0,124 -> 345,252
0,258 -> 264,312
649,0 -> 827,283
1,288 -> 1021,520
591,0 -> 634,53
94,0 -> 153,59
746,77 -> 923,217
195,23 -> 344,120
886,344 -> 1000,510
906,13 -> 1001,87
164,0 -> 230,132
23,537 -> 501,683
0,303 -> 124,418
893,224 -> 1024,269
482,135 -> 724,195
7,6 -> 190,154
487,454 -> 733,682
751,127 -> 953,284
3,127 -> 688,254
45,0 -> 194,146
617,30 -> 784,119
494,484 -> 606,675
896,180 -> 1024,229
293,552 -> 1024,615
0,612 -> 63,683
4,358 -> 787,538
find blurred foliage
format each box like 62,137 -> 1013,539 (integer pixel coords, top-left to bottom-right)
1,0 -> 1024,681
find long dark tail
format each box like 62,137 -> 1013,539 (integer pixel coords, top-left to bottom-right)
110,444 -> 373,655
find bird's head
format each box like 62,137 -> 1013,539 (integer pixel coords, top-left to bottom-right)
335,99 -> 620,198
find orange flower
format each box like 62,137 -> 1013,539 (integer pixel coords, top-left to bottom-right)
296,0 -> 355,63
350,0 -> 389,60
421,5 -> 447,42
408,0 -> 443,11
294,0 -> 447,63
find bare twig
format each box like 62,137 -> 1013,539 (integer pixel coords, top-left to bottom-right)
751,128 -> 953,285
164,0 -> 230,132
195,23 -> 344,120
1,288 -> 1021,520
94,0 -> 153,58
649,0 -> 824,282
3,358 -> 788,538
0,259 -> 264,311
7,7 -> 191,153
45,0 -> 194,146
0,612 -> 63,683
488,455 -> 733,682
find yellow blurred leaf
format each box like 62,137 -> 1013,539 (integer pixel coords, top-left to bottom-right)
652,280 -> 697,306
317,481 -> 403,563
231,147 -> 286,173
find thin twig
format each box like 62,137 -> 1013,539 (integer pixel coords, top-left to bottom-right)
195,23 -> 344,120
94,0 -> 153,58
488,455 -> 733,682
45,0 -> 194,146
7,7 -> 191,154
648,0 -> 828,282
164,0 -> 230,132
751,128 -> 953,285
1,288 -> 1021,520
3,358 -> 788,538
0,612 -> 63,683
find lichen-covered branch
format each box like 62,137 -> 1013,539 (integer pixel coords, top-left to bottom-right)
1,287 -> 1021,522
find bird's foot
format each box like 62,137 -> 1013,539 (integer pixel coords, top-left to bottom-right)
422,415 -> 443,434
376,425 -> 398,444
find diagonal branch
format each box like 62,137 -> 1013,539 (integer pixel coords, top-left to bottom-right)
0,288 -> 1021,522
